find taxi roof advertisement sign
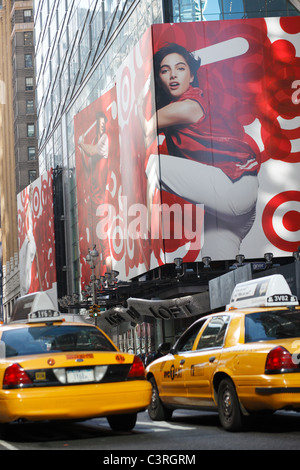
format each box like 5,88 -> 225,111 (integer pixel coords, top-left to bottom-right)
17,169 -> 57,304
74,17 -> 300,285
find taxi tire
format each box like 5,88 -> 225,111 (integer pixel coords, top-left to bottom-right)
217,378 -> 243,432
107,412 -> 137,432
148,377 -> 173,421
0,423 -> 8,438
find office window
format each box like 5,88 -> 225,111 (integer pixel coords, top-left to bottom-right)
26,100 -> 34,114
24,32 -> 33,45
28,147 -> 36,160
27,123 -> 35,137
24,54 -> 33,68
25,77 -> 34,91
29,170 -> 37,183
24,10 -> 32,22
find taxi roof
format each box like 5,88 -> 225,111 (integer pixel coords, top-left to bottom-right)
9,292 -> 91,326
10,292 -> 57,323
226,274 -> 298,310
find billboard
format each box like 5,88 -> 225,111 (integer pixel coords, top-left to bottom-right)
75,16 -> 300,285
17,170 -> 57,303
74,87 -> 120,287
148,17 -> 300,261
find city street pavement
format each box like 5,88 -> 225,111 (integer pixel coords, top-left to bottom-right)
0,409 -> 300,451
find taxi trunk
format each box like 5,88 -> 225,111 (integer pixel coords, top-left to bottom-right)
0,351 -> 151,423
232,337 -> 300,412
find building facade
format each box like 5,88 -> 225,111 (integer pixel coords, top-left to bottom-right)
29,0 -> 300,351
11,0 -> 39,194
0,0 -> 39,320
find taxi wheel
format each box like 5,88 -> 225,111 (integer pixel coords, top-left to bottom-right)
148,377 -> 173,421
107,412 -> 137,432
217,378 -> 243,432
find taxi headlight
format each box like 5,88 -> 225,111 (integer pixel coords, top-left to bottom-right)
94,366 -> 108,382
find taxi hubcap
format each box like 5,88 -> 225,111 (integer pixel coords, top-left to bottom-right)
151,388 -> 158,409
222,388 -> 232,418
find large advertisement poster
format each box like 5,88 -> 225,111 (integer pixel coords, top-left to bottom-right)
74,88 -> 120,288
147,17 -> 300,261
116,26 -> 204,274
75,16 -> 300,285
17,170 -> 57,302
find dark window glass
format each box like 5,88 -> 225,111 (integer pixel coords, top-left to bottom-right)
2,325 -> 116,357
245,310 -> 300,343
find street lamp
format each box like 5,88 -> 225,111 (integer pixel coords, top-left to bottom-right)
174,257 -> 183,277
202,256 -> 211,268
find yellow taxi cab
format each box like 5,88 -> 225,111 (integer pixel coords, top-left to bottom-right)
146,274 -> 300,431
0,293 -> 151,434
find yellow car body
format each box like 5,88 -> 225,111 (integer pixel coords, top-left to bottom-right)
146,275 -> 300,431
0,310 -> 151,431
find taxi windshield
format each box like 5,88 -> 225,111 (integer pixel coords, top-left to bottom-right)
2,325 -> 117,357
245,309 -> 300,343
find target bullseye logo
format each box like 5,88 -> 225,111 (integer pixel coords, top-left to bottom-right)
262,191 -> 300,252
32,186 -> 40,217
120,66 -> 131,122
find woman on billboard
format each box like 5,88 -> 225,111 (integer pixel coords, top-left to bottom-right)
78,111 -> 112,273
137,43 -> 259,258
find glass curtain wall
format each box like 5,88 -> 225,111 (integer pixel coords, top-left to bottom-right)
34,0 -> 164,293
163,0 -> 300,22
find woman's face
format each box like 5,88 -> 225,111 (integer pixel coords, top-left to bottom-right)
159,52 -> 194,99
97,117 -> 106,136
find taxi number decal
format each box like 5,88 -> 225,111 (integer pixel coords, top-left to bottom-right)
116,354 -> 125,362
164,364 -> 183,380
66,354 -> 94,360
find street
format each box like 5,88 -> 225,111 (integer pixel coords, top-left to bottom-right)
1,409 -> 300,451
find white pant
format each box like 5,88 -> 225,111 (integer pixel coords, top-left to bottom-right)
146,154 -> 258,258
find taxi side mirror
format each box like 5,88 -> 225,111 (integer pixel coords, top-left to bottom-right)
170,347 -> 177,355
157,342 -> 172,354
0,341 -> 5,359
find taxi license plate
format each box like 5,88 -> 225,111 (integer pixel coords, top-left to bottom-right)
66,369 -> 94,383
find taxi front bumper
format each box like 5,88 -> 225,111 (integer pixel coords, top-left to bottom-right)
0,380 -> 152,423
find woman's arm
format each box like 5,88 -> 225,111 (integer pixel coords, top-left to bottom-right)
79,134 -> 108,158
157,99 -> 203,128
79,142 -> 100,157
137,98 -> 204,147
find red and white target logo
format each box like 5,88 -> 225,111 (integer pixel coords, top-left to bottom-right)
262,191 -> 300,252
119,66 -> 132,122
109,215 -> 125,261
32,186 -> 40,217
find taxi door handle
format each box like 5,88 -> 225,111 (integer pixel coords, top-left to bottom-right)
209,356 -> 216,363
180,359 -> 185,365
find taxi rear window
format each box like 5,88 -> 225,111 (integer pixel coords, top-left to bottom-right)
245,309 -> 300,343
2,325 -> 117,357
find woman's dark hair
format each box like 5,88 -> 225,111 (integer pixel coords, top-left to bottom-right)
95,111 -> 108,138
153,43 -> 201,108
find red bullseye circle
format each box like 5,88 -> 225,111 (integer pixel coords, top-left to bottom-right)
262,191 -> 300,252
282,211 -> 300,232
120,66 -> 131,122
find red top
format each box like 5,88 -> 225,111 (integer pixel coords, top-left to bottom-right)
162,87 -> 259,181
